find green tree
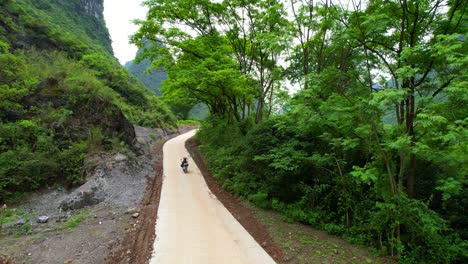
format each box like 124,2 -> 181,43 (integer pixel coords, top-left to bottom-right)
222,0 -> 290,122
133,0 -> 290,123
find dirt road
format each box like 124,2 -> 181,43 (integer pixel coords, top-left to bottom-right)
149,130 -> 276,264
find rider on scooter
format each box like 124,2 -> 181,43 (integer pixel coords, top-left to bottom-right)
180,157 -> 189,172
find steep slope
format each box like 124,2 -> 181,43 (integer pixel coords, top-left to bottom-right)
0,0 -> 176,200
1,0 -> 111,56
24,0 -> 112,53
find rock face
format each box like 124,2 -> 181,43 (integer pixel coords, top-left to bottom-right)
26,83 -> 137,148
1,0 -> 113,54
78,0 -> 104,19
74,0 -> 113,53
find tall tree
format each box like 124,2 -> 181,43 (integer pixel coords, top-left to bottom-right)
344,0 -> 467,196
134,0 -> 289,123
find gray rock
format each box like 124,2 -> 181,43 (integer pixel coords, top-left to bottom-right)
113,153 -> 127,162
131,213 -> 140,218
15,218 -> 27,226
125,208 -> 138,215
59,186 -> 105,211
37,216 -> 49,223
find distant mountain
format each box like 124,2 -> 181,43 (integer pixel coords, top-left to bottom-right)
125,45 -> 208,120
125,57 -> 166,96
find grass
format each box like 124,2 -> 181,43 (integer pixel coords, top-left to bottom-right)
177,119 -> 201,126
64,210 -> 90,228
0,208 -> 33,237
247,202 -> 396,264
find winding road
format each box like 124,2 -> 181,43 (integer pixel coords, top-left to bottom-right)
149,130 -> 276,264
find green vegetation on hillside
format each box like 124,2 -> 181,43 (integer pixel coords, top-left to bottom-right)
0,0 -> 176,201
135,0 -> 467,262
23,0 -> 113,54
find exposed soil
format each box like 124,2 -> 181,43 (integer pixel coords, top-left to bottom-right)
185,137 -> 285,263
104,141 -> 163,264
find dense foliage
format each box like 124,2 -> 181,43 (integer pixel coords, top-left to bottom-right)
0,0 -> 176,201
137,0 -> 467,262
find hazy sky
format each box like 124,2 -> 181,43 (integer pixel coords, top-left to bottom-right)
103,0 -> 147,64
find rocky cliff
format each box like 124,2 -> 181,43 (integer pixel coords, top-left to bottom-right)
1,0 -> 114,54
79,0 -> 104,19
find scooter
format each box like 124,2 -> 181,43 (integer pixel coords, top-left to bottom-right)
181,163 -> 188,173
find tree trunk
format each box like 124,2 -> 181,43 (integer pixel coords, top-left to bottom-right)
256,96 -> 264,123
407,152 -> 416,197
406,78 -> 416,197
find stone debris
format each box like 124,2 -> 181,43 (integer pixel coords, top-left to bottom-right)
125,208 -> 138,215
113,153 -> 127,162
14,218 -> 27,226
132,213 -> 140,218
37,216 -> 49,223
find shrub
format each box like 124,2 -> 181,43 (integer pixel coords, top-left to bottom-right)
0,120 -> 59,199
324,223 -> 346,236
58,141 -> 88,186
370,195 -> 459,262
248,192 -> 270,209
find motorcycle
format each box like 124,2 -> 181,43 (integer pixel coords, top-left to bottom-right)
181,163 -> 188,173
181,158 -> 189,173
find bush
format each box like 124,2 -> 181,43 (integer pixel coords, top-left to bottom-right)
370,195 -> 460,262
248,192 -> 270,209
0,120 -> 59,199
0,0 -> 178,204
0,53 -> 30,120
324,223 -> 346,236
58,141 -> 88,186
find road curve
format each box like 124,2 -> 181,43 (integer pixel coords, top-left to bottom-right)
149,130 -> 276,264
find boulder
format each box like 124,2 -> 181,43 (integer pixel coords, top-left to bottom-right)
59,186 -> 104,211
